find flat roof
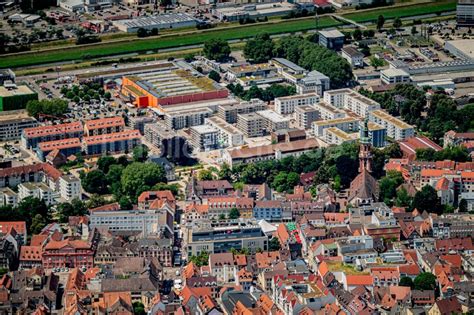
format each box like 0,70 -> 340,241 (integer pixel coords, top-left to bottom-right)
113,13 -> 196,29
314,117 -> 360,127
445,39 -> 474,60
0,111 -> 36,124
318,29 -> 344,38
371,110 -> 412,130
381,68 -> 410,77
0,85 -> 36,97
276,93 -> 319,102
295,105 -> 318,113
256,110 -> 290,123
325,127 -> 352,141
190,124 -> 218,134
206,116 -> 243,135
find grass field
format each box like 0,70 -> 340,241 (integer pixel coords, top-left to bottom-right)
0,16 -> 340,69
343,1 -> 456,22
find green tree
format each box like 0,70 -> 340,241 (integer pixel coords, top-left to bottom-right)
137,28 -> 148,38
56,198 -> 87,223
379,171 -> 404,205
395,187 -> 412,208
370,56 -> 385,70
414,272 -> 437,290
377,15 -> 385,31
121,162 -> 166,201
26,99 -> 68,118
16,197 -> 50,233
459,199 -> 468,212
203,38 -> 231,62
189,251 -> 209,267
399,276 -> 414,288
208,70 -> 221,82
412,185 -> 442,214
218,163 -> 232,181
81,170 -> 108,194
198,169 -> 214,181
85,194 -> 108,209
97,156 -> 117,173
132,144 -> 149,162
151,183 -> 180,196
104,92 -> 111,100
133,301 -> 146,315
228,207 -> 240,220
353,29 -> 362,41
118,196 -> 133,209
218,213 -> 226,221
30,214 -> 47,235
393,17 -> 402,29
243,33 -> 274,63
269,237 -> 281,251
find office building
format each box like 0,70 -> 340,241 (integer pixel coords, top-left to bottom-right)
189,125 -> 219,152
323,89 -> 380,118
256,110 -> 290,133
296,71 -> 331,96
341,46 -> 364,68
318,29 -> 345,51
274,93 -> 319,115
205,116 -> 244,148
237,113 -> 266,138
59,175 -> 81,201
218,99 -> 266,123
380,69 -> 411,85
295,105 -> 319,130
457,0 -> 474,26
22,121 -> 84,150
84,117 -> 125,136
82,130 -> 142,155
369,110 -> 415,140
185,223 -> 268,257
0,85 -> 38,112
0,111 -> 38,141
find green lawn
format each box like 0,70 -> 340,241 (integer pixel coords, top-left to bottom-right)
0,16 -> 340,69
343,1 -> 456,22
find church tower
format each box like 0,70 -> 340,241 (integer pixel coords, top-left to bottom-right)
358,119 -> 372,173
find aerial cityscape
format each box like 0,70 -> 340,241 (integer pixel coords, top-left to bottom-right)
0,0 -> 473,314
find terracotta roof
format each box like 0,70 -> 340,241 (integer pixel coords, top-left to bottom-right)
85,117 -> 124,130
88,202 -> 120,213
197,180 -> 233,190
435,238 -> 474,251
185,203 -> 209,215
345,275 -> 373,286
0,163 -> 61,181
23,121 -> 83,138
137,190 -> 175,203
209,252 -> 234,268
398,264 -> 420,276
44,239 -> 90,250
82,130 -> 141,146
38,138 -> 81,152
19,246 -> 42,262
434,297 -> 462,315
0,221 -> 26,235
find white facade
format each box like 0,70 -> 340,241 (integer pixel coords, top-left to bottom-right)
59,175 -> 81,201
256,110 -> 290,132
323,89 -> 380,118
369,110 -> 415,140
380,69 -> 411,85
313,117 -> 360,137
205,116 -> 244,148
313,102 -> 346,121
274,93 -> 319,115
18,182 -> 57,206
0,188 -> 18,207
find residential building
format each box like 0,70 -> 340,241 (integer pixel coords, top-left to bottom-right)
253,200 -> 283,221
207,196 -> 254,218
256,110 -> 290,133
0,234 -> 18,270
218,99 -> 266,123
224,138 -> 319,166
399,136 -> 443,160
274,93 -> 319,115
42,239 -> 94,269
164,108 -> 213,130
0,163 -> 61,189
144,122 -> 187,161
314,101 -> 346,120
341,46 -> 364,68
21,121 -> 84,150
236,112 -> 266,138
318,29 -> 345,51
313,117 -> 360,137
209,253 -> 236,283
0,111 -> 38,141
205,116 -> 244,148
295,105 -> 319,130
296,70 -> 330,96
189,125 -> 219,152
128,115 -> 154,135
36,138 -> 82,161
82,130 -> 141,155
380,68 -> 411,85
58,175 -> 81,201
18,182 -> 57,205
324,127 -> 357,145
324,89 -> 381,118
369,110 -> 415,140
0,187 -> 18,207
84,117 -> 125,136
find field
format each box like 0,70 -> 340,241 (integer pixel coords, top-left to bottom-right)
0,16 -> 340,69
343,1 -> 456,22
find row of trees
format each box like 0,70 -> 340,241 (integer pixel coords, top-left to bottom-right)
416,146 -> 471,162
26,99 -> 68,118
360,84 -> 474,144
227,83 -> 296,102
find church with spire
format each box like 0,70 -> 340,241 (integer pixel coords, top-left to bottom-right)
347,119 -> 379,206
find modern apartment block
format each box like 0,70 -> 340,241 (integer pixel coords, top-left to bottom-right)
323,89 -> 380,118
274,93 -> 319,115
256,110 -> 290,133
59,175 -> 81,201
189,125 -> 220,152
82,130 -> 142,155
18,182 -> 57,206
218,99 -> 266,123
324,127 -> 356,145
0,188 -> 18,207
21,121 -> 84,150
205,116 -> 244,148
295,105 -> 319,130
37,138 -> 82,161
313,102 -> 346,121
369,110 -> 415,140
144,122 -> 188,160
0,111 -> 38,141
237,113 -> 266,138
84,117 -> 125,136
164,108 -> 213,130
457,0 -> 474,26
313,117 -> 360,137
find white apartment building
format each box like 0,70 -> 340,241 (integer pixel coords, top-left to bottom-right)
0,188 -> 18,207
295,105 -> 319,130
380,68 -> 411,85
18,182 -> 57,206
256,110 -> 290,132
324,127 -> 356,145
313,117 -> 360,137
323,89 -> 380,117
205,116 -> 244,148
274,93 -> 320,115
313,102 -> 346,121
369,110 -> 415,140
190,125 -> 220,152
296,71 -> 331,96
59,175 -> 81,201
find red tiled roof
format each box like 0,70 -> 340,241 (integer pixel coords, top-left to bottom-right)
38,138 -> 81,152
345,275 -> 373,286
0,221 -> 26,235
83,130 -> 140,146
85,117 -> 124,130
137,190 -> 175,203
23,121 -> 83,138
19,246 -> 42,262
44,239 -> 90,250
88,202 -> 120,213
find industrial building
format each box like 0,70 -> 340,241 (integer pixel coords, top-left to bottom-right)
0,85 -> 38,112
113,13 -> 197,33
318,29 -> 345,51
380,68 -> 411,85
